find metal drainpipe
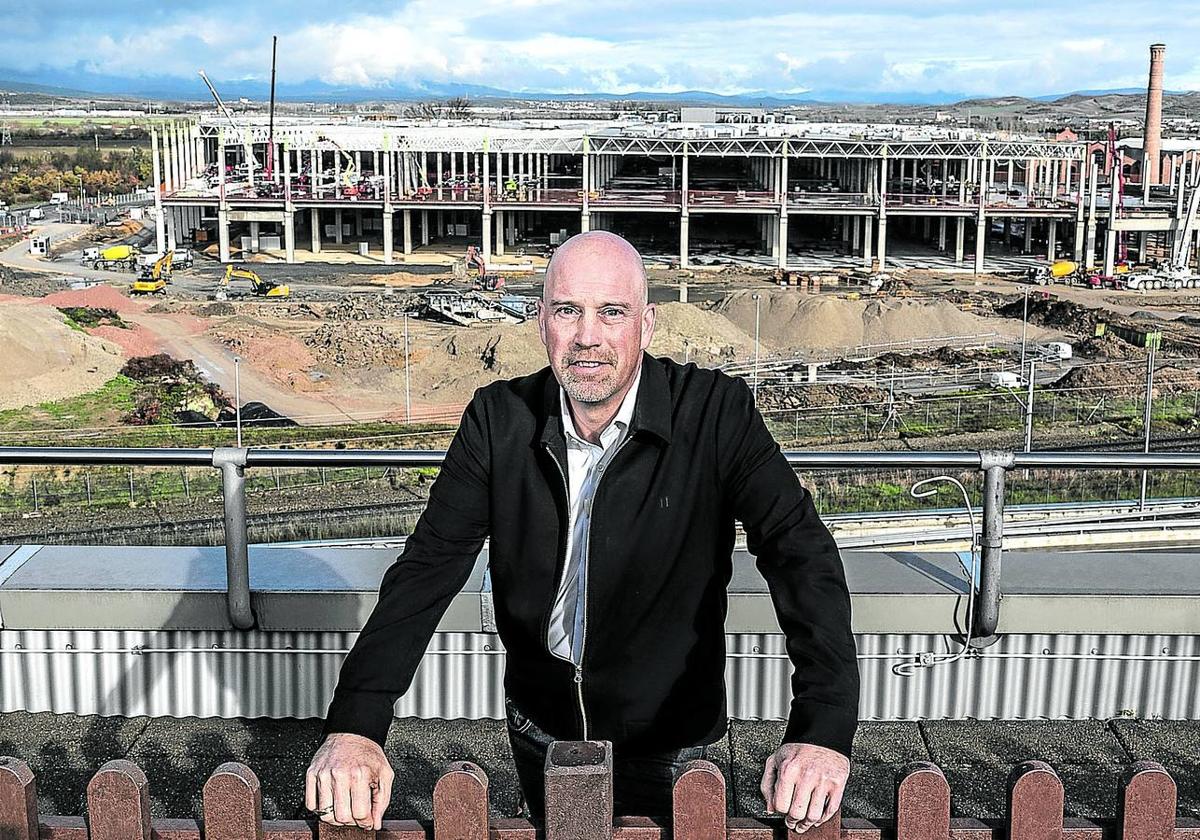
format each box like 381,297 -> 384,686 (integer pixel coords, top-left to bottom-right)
976,449 -> 1013,641
213,447 -> 255,630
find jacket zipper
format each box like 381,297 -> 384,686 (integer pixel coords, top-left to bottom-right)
544,435 -> 632,742
543,443 -> 586,738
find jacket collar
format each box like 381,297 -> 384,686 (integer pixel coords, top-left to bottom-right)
539,352 -> 672,449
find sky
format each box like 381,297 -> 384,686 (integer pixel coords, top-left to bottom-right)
1,1 -> 1198,102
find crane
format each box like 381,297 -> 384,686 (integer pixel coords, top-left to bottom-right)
198,70 -> 260,176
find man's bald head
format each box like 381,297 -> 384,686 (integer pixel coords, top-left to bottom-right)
544,231 -> 648,306
537,230 -> 655,409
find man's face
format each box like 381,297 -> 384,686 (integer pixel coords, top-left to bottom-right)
538,238 -> 654,406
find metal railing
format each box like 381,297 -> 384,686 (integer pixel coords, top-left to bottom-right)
2,446 -> 1199,634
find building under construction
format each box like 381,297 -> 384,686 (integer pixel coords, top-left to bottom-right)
151,44 -> 1199,277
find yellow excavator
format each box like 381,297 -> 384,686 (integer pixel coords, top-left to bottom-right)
130,251 -> 173,295
221,264 -> 291,298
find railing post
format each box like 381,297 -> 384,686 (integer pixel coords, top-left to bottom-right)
1119,761 -> 1176,840
433,761 -> 488,840
1006,760 -> 1063,840
0,757 -> 39,840
86,760 -> 151,840
544,741 -> 612,840
203,762 -> 264,840
895,761 -> 950,840
672,760 -> 725,840
213,447 -> 254,630
976,450 -> 1013,640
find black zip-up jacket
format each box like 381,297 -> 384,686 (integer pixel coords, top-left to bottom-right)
323,353 -> 859,758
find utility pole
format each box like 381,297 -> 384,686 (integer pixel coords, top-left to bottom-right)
404,312 -> 412,422
1024,358 -> 1036,453
1140,336 -> 1159,510
752,293 -> 762,403
1020,284 -> 1031,377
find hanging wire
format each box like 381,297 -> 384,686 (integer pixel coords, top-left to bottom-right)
892,474 -> 980,676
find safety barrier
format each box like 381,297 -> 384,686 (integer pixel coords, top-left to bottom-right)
1,447 -> 1199,636
0,748 -> 1183,839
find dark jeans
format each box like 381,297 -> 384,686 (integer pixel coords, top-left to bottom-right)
504,697 -> 710,819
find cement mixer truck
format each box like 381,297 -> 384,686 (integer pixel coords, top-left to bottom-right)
1026,260 -> 1079,286
82,244 -> 139,272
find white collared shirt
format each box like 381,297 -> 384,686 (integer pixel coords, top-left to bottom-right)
547,369 -> 642,664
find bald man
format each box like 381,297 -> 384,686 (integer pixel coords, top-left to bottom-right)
308,231 -> 858,832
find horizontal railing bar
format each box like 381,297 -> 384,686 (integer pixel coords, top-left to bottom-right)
2,447 -> 1200,470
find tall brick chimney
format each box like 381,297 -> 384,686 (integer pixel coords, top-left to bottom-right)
1144,43 -> 1166,184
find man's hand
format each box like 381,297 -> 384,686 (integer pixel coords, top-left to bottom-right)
305,733 -> 395,831
760,743 -> 850,834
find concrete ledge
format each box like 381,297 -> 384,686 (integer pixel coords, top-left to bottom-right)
1,545 -> 1198,634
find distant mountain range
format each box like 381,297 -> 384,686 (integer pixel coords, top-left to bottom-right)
0,69 -> 1195,111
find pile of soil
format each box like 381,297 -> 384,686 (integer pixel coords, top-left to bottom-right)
1054,360 -> 1200,396
322,293 -> 420,322
0,302 -> 125,410
0,265 -> 62,297
758,383 -> 888,411
712,290 -> 1032,352
996,295 -> 1106,336
41,284 -> 140,313
304,322 -> 409,368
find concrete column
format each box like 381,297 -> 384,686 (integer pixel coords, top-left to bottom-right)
955,217 -> 965,263
421,210 -> 429,246
382,211 -> 394,264
1023,219 -> 1033,253
151,125 -> 166,256
284,211 -> 295,263
218,208 -> 230,263
249,221 -> 260,253
680,214 -> 689,268
165,209 -> 177,252
403,208 -> 413,255
354,212 -> 363,237
494,210 -> 504,255
853,216 -> 862,250
481,211 -> 492,263
402,153 -> 411,199
436,153 -> 443,199
877,216 -> 888,269
974,215 -> 986,273
163,124 -> 174,194
777,212 -> 788,268
311,209 -> 321,253
334,209 -> 344,245
1104,229 -> 1117,276
1085,161 -> 1099,269
862,215 -> 874,267
938,217 -> 947,251
1047,219 -> 1058,261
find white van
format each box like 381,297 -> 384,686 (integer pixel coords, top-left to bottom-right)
1044,341 -> 1073,360
988,371 -> 1020,388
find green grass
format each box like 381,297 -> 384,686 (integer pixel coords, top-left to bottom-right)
0,376 -> 140,432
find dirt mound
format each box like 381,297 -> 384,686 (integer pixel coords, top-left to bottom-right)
1054,360 -> 1200,396
0,302 -> 125,410
712,291 -> 1028,351
649,302 -> 754,362
41,284 -> 141,314
304,322 -> 409,368
758,383 -> 887,411
322,293 -> 420,321
0,265 -> 62,297
996,295 -> 1106,336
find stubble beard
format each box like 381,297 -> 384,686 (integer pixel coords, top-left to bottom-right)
560,351 -> 621,404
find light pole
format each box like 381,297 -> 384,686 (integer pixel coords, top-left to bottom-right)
1023,358 -> 1036,454
233,356 -> 243,447
752,293 -> 762,402
1019,284 -> 1030,379
1139,338 -> 1158,510
403,312 -> 412,422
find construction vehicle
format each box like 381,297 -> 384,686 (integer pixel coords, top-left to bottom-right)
1027,260 -> 1079,286
83,244 -> 139,272
130,251 -> 173,295
221,264 -> 291,298
1150,167 -> 1200,289
465,244 -> 505,292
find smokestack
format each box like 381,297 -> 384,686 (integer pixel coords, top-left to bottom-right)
1144,43 -> 1165,184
